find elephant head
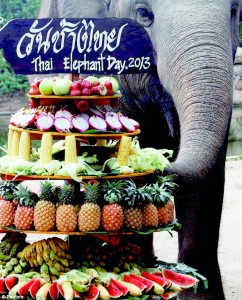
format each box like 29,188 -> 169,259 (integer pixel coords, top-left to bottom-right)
39,0 -> 240,186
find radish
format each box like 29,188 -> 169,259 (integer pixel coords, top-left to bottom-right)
54,116 -> 72,132
72,116 -> 89,132
55,108 -> 73,122
89,115 -> 107,131
105,112 -> 122,130
36,113 -> 54,131
118,114 -> 136,132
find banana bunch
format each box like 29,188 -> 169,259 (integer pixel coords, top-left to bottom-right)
0,232 -> 29,277
20,237 -> 74,281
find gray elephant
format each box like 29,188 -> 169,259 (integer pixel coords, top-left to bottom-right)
39,1 -> 241,299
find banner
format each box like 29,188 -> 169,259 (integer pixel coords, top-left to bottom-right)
0,18 -> 155,75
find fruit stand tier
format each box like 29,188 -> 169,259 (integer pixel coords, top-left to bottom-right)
9,124 -> 141,141
0,170 -> 153,181
28,94 -> 121,107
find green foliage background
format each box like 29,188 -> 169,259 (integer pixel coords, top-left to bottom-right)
0,0 -> 41,95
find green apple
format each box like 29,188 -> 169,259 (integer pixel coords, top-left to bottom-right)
39,78 -> 54,95
99,76 -> 120,93
86,75 -> 100,86
53,78 -> 72,96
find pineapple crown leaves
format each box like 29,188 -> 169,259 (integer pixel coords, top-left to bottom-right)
123,180 -> 148,208
58,184 -> 75,205
0,181 -> 18,201
156,175 -> 178,193
84,181 -> 101,203
39,180 -> 57,203
148,182 -> 172,206
102,180 -> 127,204
14,184 -> 38,207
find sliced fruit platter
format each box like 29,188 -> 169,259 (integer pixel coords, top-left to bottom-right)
0,175 -> 179,234
0,232 -> 205,300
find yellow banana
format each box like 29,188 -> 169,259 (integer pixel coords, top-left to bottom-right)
47,238 -> 57,253
41,239 -> 48,252
24,245 -> 33,260
36,253 -> 43,266
36,240 -> 43,257
53,237 -> 69,251
60,258 -> 69,267
53,261 -> 61,272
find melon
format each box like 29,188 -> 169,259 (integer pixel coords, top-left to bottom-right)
4,276 -> 18,291
84,284 -> 100,300
162,269 -> 199,288
110,278 -> 129,296
48,281 -> 58,300
0,278 -> 7,294
105,282 -> 123,298
129,274 -> 154,292
29,278 -> 41,300
18,278 -> 37,296
123,274 -> 146,291
141,271 -> 168,288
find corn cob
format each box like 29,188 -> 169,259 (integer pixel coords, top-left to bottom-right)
11,130 -> 21,157
62,281 -> 74,300
36,282 -> 51,300
65,135 -> 77,165
96,139 -> 107,146
19,131 -> 31,161
7,128 -> 14,156
39,133 -> 53,165
117,136 -> 132,166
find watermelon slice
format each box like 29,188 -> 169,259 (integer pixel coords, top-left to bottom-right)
105,281 -> 123,298
0,278 -> 7,294
18,278 -> 37,296
29,278 -> 41,300
48,281 -> 58,300
4,276 -> 18,291
123,274 -> 146,291
141,271 -> 168,288
161,292 -> 179,299
84,284 -> 100,300
162,269 -> 199,288
110,278 -> 129,296
129,274 -> 154,292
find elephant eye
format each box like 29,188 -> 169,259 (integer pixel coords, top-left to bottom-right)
134,4 -> 154,27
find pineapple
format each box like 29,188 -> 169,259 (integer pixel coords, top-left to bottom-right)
78,181 -> 101,232
34,180 -> 57,231
101,180 -> 125,232
0,181 -> 18,227
123,180 -> 143,230
156,175 -> 177,225
141,184 -> 159,228
56,184 -> 77,232
14,184 -> 38,230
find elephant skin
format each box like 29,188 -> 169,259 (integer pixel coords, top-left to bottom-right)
38,1 -> 241,299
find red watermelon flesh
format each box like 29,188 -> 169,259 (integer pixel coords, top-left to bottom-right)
105,281 -> 123,298
0,278 -> 7,294
141,271 -> 168,288
29,279 -> 41,300
129,274 -> 154,292
18,278 -> 37,296
74,290 -> 82,298
161,292 -> 179,299
123,274 -> 146,291
56,283 -> 65,299
162,269 -> 199,288
4,276 -> 18,291
48,281 -> 58,300
110,278 -> 129,296
84,284 -> 100,300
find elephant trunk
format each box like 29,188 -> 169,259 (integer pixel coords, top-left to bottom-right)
157,6 -> 233,182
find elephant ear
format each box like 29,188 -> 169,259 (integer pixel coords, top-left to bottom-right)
231,1 -> 241,60
38,0 -> 111,18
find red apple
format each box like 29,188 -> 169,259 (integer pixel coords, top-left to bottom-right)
81,88 -> 92,96
69,81 -> 82,96
91,84 -> 107,96
28,83 -> 40,95
76,100 -> 89,112
81,79 -> 92,89
28,98 -> 40,108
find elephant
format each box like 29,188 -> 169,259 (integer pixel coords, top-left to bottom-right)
38,1 -> 241,299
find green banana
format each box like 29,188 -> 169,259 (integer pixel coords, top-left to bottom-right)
10,258 -> 18,265
14,264 -> 22,274
71,282 -> 89,293
10,242 -> 20,256
19,259 -> 27,268
50,249 -> 56,261
41,263 -> 49,274
5,261 -> 14,272
60,258 -> 69,267
49,266 -> 59,276
0,253 -> 8,260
